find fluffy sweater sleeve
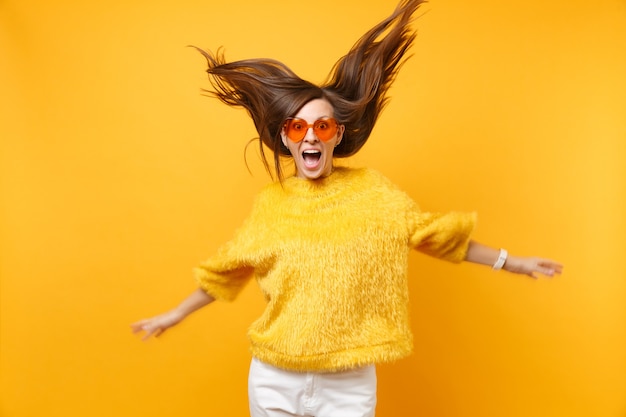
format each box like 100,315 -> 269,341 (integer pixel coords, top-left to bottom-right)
408,207 -> 477,263
193,195 -> 276,302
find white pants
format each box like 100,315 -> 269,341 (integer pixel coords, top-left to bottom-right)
248,358 -> 377,417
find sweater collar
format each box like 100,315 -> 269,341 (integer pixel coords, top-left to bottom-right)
281,166 -> 359,195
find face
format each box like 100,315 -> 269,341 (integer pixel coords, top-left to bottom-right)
281,98 -> 345,180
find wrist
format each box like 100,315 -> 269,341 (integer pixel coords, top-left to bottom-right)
170,306 -> 188,323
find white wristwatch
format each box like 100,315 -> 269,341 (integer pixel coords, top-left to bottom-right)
492,248 -> 508,270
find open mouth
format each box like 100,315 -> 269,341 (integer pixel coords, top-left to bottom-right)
302,150 -> 322,167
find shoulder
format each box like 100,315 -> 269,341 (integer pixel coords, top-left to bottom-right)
334,166 -> 393,188
252,181 -> 285,207
341,167 -> 407,196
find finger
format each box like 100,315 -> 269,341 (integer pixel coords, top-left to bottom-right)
540,260 -> 564,274
541,264 -> 562,276
550,263 -> 564,275
131,320 -> 149,334
144,327 -> 166,340
141,326 -> 158,341
534,265 -> 558,278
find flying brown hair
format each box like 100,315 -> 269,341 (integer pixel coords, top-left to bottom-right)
193,0 -> 424,181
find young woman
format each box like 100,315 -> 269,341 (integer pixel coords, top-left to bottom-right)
132,2 -> 562,416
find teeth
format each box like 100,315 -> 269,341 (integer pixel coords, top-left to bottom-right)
303,150 -> 321,155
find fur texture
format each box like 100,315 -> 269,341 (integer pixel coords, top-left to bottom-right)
195,167 -> 476,371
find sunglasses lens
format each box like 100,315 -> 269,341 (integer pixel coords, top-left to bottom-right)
313,119 -> 337,142
285,119 -> 307,142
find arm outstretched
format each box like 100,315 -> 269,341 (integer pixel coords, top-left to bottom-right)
131,288 -> 215,340
465,240 -> 563,279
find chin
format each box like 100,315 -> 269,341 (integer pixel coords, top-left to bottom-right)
298,168 -> 330,180
299,172 -> 322,180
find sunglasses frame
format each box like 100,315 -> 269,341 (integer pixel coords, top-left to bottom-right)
282,117 -> 339,143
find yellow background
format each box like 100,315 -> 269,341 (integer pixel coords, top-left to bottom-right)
1,0 -> 625,416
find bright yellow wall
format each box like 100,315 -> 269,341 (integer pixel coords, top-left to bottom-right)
1,1 -> 625,416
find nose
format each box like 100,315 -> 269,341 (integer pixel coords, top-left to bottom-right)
303,126 -> 319,142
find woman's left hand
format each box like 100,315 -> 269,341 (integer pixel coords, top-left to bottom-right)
503,256 -> 563,279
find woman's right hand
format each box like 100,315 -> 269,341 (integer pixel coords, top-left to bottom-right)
131,309 -> 184,340
131,288 -> 216,340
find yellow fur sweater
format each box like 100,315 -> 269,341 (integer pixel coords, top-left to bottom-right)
195,167 -> 476,372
